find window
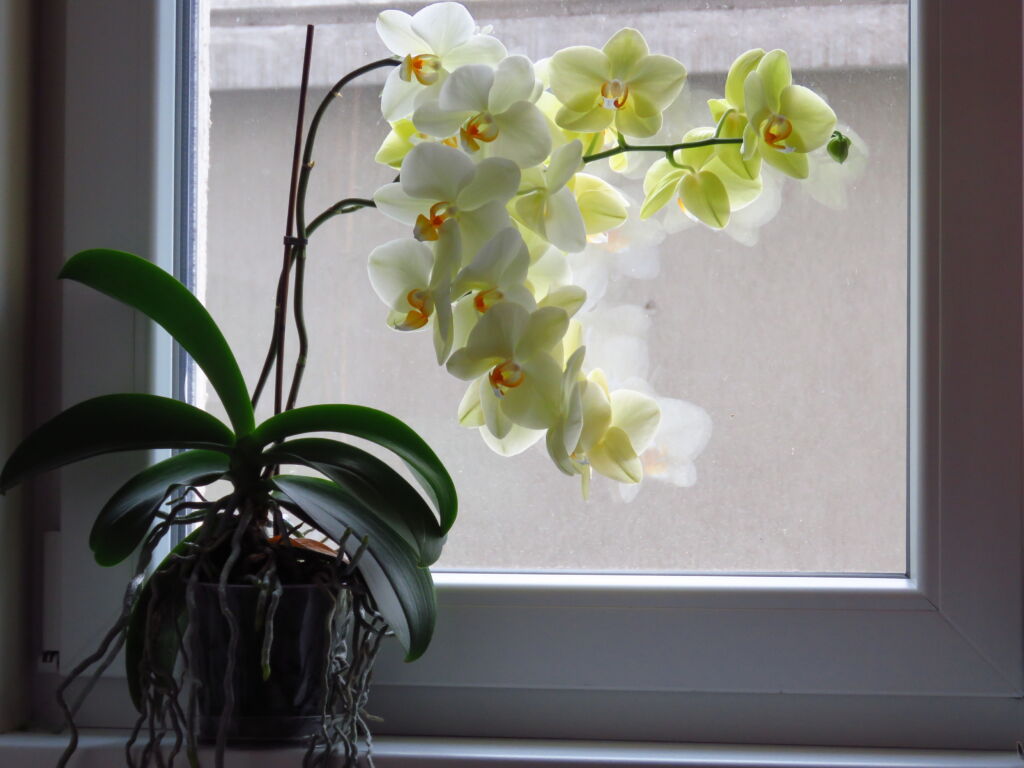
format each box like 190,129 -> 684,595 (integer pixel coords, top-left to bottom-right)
204,0 -> 908,574
42,0 -> 1024,754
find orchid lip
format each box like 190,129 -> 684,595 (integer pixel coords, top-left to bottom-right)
600,79 -> 629,110
489,360 -> 525,397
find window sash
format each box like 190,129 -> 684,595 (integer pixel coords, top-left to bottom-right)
49,0 -> 1023,749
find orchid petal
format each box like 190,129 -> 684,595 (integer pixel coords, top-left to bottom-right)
756,49 -> 791,113
410,1 -> 475,56
402,142 -> 475,202
779,84 -> 837,152
602,28 -> 649,81
517,306 -> 569,358
725,48 -> 765,109
500,353 -> 563,429
613,96 -> 662,138
539,285 -> 587,317
381,68 -> 423,122
486,102 -> 552,169
759,140 -> 809,178
609,390 -> 661,454
488,56 -> 537,115
373,182 -> 427,225
412,101 -> 469,139
439,64 -> 494,113
376,10 -> 426,57
543,187 -> 588,253
628,53 -> 687,109
548,46 -> 609,107
678,170 -> 730,229
456,158 -> 520,211
457,380 -> 484,427
367,238 -> 433,310
481,421 -> 544,456
444,34 -> 508,69
547,140 -> 583,192
480,381 -> 514,439
589,426 -> 643,483
578,378 -> 612,452
573,173 -> 628,234
458,200 -> 513,261
555,103 -> 612,134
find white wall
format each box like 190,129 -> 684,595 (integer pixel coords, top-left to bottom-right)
0,0 -> 31,733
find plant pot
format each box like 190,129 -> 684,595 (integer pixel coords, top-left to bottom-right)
190,581 -> 342,743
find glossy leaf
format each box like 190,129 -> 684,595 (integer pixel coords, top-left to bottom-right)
90,450 -> 230,567
253,405 -> 457,534
272,475 -> 437,661
0,394 -> 234,493
60,249 -> 255,436
263,438 -> 444,566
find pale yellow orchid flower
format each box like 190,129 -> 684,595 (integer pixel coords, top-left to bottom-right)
446,302 -> 569,431
548,28 -> 687,139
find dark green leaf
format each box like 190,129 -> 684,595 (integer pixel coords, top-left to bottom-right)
272,475 -> 437,661
0,394 -> 234,493
263,438 -> 444,566
90,450 -> 230,567
126,528 -> 201,712
253,405 -> 457,534
60,249 -> 255,436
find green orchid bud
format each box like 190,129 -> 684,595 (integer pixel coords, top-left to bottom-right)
827,130 -> 852,164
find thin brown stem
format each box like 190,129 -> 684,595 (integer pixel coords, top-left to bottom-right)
284,57 -> 399,412
251,24 -> 315,413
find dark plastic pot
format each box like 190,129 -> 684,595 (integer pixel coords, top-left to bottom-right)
190,582 -> 341,743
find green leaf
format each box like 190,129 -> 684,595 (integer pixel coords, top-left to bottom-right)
90,450 -> 230,567
272,475 -> 437,661
263,438 -> 445,566
125,528 -> 200,712
253,405 -> 457,534
60,249 -> 255,436
0,394 -> 234,493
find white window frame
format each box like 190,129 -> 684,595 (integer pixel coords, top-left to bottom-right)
45,0 -> 1023,752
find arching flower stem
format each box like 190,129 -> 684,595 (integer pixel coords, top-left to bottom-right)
251,48 -> 399,413
582,134 -> 743,165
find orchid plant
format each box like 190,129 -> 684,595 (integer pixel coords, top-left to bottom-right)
0,5 -> 853,767
365,3 -> 850,496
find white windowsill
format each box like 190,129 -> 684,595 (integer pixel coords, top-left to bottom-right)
0,731 -> 1017,768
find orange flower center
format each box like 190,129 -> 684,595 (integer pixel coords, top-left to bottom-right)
488,360 -> 525,398
460,113 -> 499,152
762,114 -> 794,150
600,79 -> 629,110
395,288 -> 432,331
413,201 -> 457,241
473,288 -> 504,313
399,54 -> 442,85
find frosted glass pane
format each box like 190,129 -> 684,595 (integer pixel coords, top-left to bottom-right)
200,0 -> 908,573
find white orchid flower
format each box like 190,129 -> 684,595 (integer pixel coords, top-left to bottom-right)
512,140 -> 587,253
452,227 -> 535,313
377,2 -> 507,122
561,369 -> 660,493
457,379 -> 545,456
412,56 -> 551,168
374,142 -> 520,263
446,302 -> 569,431
619,395 -> 712,502
367,220 -> 460,364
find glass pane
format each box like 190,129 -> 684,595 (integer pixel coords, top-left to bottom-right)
199,0 -> 908,573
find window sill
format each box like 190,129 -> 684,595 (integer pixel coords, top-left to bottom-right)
0,731 -> 1017,768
